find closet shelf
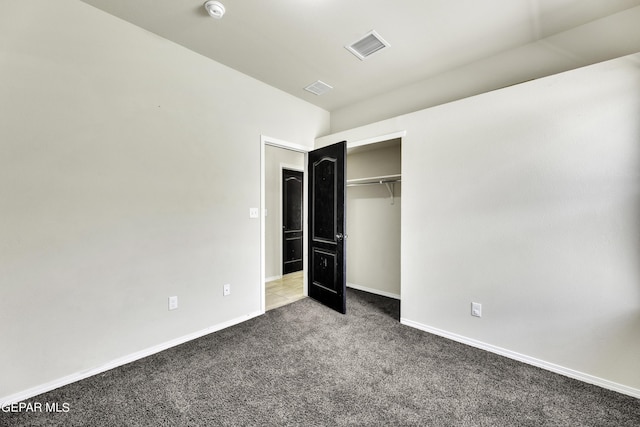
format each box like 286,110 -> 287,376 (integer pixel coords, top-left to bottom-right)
346,174 -> 401,204
346,174 -> 401,186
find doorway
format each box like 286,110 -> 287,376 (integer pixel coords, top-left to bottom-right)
345,137 -> 402,300
261,137 -> 308,312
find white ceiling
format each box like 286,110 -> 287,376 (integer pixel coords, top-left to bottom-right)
80,0 -> 640,113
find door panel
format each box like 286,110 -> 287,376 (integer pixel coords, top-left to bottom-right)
312,158 -> 336,242
311,248 -> 337,291
283,169 -> 303,274
308,141 -> 346,314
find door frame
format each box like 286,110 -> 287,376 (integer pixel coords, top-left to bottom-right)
342,130 -> 407,301
260,135 -> 310,314
345,131 -> 406,302
260,131 -> 406,314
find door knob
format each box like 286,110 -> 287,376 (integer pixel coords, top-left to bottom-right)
336,233 -> 344,241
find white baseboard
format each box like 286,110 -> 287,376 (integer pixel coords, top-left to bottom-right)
265,275 -> 282,283
400,318 -> 640,400
347,282 -> 400,300
1,310 -> 263,407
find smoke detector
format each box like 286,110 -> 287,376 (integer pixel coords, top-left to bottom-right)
204,1 -> 225,19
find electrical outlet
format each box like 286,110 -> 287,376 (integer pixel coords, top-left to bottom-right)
249,208 -> 259,219
223,283 -> 231,296
471,302 -> 482,318
168,296 -> 178,311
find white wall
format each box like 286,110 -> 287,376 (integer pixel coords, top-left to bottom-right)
317,53 -> 640,396
0,0 -> 328,401
265,146 -> 304,280
347,144 -> 401,298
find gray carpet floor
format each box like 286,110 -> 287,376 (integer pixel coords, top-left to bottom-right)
2,289 -> 639,426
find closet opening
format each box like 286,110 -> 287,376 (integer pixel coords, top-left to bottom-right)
346,137 -> 402,304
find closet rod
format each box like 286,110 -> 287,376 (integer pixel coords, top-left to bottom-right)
347,179 -> 400,204
345,179 -> 401,187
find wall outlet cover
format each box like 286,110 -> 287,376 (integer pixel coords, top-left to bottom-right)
471,302 -> 482,318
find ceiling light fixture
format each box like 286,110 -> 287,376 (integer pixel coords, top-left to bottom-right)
204,1 -> 225,19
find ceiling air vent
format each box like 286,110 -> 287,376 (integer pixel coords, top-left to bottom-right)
346,30 -> 390,60
304,80 -> 333,96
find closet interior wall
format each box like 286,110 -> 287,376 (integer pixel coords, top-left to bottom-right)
346,139 -> 401,299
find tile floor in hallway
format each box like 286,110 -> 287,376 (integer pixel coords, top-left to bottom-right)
265,271 -> 305,311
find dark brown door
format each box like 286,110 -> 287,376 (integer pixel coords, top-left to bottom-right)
308,141 -> 346,314
283,168 -> 303,274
